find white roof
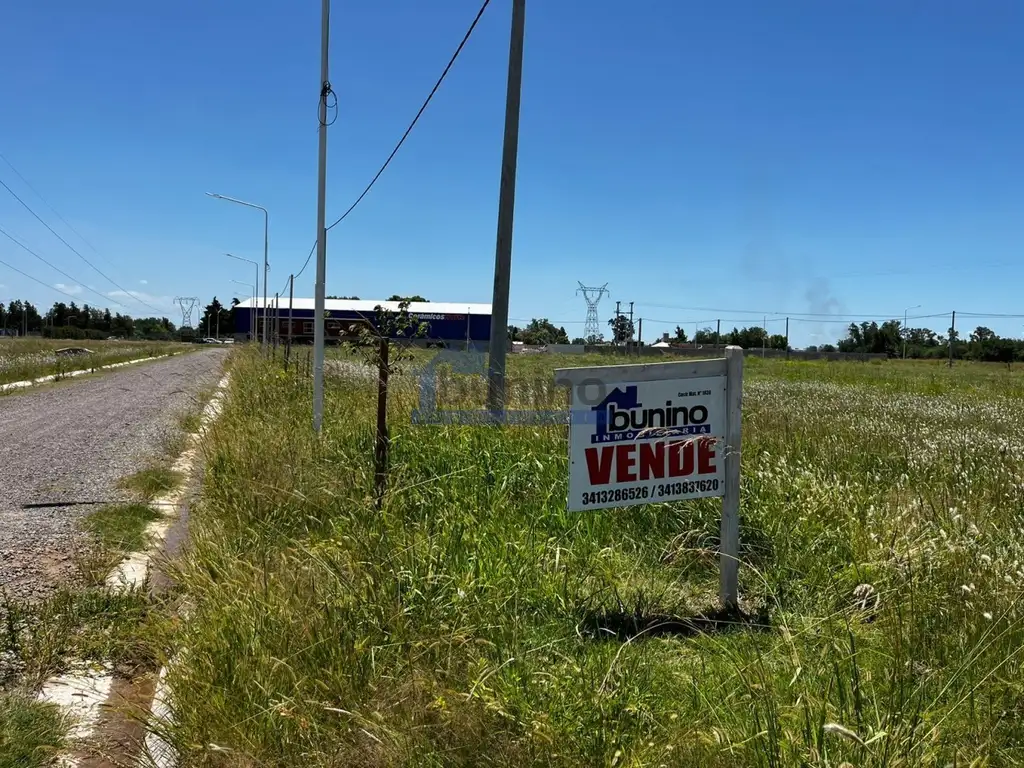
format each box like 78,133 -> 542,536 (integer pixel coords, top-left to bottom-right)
234,298 -> 492,315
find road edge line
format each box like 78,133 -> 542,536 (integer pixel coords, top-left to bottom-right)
36,367 -> 232,767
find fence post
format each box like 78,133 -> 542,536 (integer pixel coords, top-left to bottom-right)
374,338 -> 390,509
720,345 -> 744,610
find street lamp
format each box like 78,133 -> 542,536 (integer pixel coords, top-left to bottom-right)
230,279 -> 256,342
903,304 -> 921,359
227,254 -> 259,343
208,193 -> 269,350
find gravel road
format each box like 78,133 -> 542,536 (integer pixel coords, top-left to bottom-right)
0,349 -> 226,604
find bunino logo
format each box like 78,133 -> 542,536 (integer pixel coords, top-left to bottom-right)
591,386 -> 711,444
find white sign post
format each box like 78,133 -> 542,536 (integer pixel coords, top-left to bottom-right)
554,346 -> 744,608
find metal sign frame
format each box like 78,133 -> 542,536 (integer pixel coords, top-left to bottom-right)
554,346 -> 744,608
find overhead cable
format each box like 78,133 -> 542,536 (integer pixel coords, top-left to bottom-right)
0,176 -> 160,312
325,0 -> 492,231
0,225 -> 126,307
0,256 -> 88,301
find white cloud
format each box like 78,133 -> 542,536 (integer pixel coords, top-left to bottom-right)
139,279 -> 148,285
55,283 -> 83,296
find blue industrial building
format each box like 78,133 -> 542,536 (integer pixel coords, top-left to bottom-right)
233,298 -> 492,346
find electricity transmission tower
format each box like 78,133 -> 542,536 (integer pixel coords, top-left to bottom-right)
174,297 -> 199,329
577,282 -> 609,342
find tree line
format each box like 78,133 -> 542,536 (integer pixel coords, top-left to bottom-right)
816,320 -> 1024,363
504,315 -> 1024,363
0,296 -> 235,342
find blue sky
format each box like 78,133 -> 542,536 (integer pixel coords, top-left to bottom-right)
2,0 -> 1023,345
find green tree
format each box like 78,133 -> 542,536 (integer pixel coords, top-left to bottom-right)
387,295 -> 426,302
694,327 -> 717,344
519,318 -> 569,345
198,297 -> 234,338
326,295 -> 360,300
609,315 -> 634,343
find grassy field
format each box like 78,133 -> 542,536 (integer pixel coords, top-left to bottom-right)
159,348 -> 1024,766
0,338 -> 188,387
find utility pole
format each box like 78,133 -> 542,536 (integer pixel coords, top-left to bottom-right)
785,317 -> 789,360
762,315 -> 767,358
312,0 -> 331,433
903,304 -> 921,360
637,318 -> 643,345
628,301 -> 634,341
273,292 -> 279,354
716,319 -> 721,349
485,0 -> 526,421
286,274 -> 294,370
948,310 -> 956,368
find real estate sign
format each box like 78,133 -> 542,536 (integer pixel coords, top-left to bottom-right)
554,347 -> 744,607
567,375 -> 726,511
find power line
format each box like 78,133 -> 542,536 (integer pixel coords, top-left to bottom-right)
279,1 -> 491,283
634,302 -> 958,320
0,225 -> 127,307
957,312 -> 1024,319
0,176 -> 161,312
294,240 -> 317,282
0,151 -> 113,268
325,0 -> 492,232
0,256 -> 87,301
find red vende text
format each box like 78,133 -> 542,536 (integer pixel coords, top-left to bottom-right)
584,439 -> 717,486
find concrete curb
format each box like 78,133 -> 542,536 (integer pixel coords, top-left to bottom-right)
0,353 -> 175,394
36,370 -> 232,767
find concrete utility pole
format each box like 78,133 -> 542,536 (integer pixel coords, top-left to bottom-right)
785,317 -> 789,359
312,0 -> 331,433
948,310 -> 956,368
628,301 -> 634,341
903,304 -> 921,360
716,318 -> 721,349
273,292 -> 279,353
485,0 -> 526,421
286,274 -> 294,369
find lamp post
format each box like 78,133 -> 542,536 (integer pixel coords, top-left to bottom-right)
209,193 -> 269,350
903,304 -> 921,360
231,279 -> 255,341
226,253 -> 259,343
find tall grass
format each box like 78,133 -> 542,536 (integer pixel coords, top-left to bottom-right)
158,349 -> 1024,766
0,339 -> 187,386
